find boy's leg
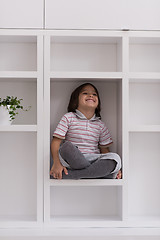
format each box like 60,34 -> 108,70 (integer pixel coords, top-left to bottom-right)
59,141 -> 90,169
62,158 -> 116,179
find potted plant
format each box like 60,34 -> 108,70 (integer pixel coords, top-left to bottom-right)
0,96 -> 30,125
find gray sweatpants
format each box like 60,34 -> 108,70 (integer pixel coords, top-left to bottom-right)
54,141 -> 121,179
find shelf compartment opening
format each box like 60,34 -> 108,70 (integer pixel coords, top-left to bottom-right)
129,132 -> 160,224
50,186 -> 122,223
129,37 -> 160,72
0,35 -> 37,71
0,132 -> 37,222
0,78 -> 37,125
50,36 -> 122,72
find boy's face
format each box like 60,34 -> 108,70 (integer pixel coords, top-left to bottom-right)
78,85 -> 99,111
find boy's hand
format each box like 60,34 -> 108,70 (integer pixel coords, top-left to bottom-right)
50,162 -> 68,179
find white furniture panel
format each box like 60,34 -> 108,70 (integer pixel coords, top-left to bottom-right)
1,0 -> 160,30
123,0 -> 160,30
45,0 -> 160,30
45,0 -> 124,29
0,0 -> 44,29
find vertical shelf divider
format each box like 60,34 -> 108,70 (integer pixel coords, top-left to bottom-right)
44,34 -> 51,223
36,34 -> 44,224
121,33 -> 130,221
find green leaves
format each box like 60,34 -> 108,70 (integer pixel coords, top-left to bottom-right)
0,96 -> 30,121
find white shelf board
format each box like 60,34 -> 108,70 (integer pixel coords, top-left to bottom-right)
49,215 -> 160,228
49,179 -> 123,187
129,31 -> 160,41
0,32 -> 38,42
129,125 -> 160,132
50,37 -> 122,44
49,215 -> 123,228
1,227 -> 160,237
129,72 -> 160,80
50,71 -> 123,80
0,71 -> 37,79
0,215 -> 36,222
0,215 -> 38,228
49,29 -> 123,36
127,215 -> 160,228
0,125 -> 37,132
51,215 -> 121,222
49,30 -> 123,42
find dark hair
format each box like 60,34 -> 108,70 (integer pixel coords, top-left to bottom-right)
67,83 -> 101,118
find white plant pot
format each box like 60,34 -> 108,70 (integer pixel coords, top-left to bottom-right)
0,106 -> 12,125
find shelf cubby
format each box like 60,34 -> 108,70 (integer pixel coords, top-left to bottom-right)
129,37 -> 160,72
128,132 -> 160,226
129,80 -> 160,126
50,186 -> 122,225
0,132 -> 37,223
50,36 -> 122,72
0,35 -> 37,72
0,78 -> 37,125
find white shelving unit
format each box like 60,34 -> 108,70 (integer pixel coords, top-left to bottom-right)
0,30 -> 44,228
1,29 -> 160,230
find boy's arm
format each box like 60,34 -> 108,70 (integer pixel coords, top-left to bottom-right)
50,137 -> 68,179
99,145 -> 110,154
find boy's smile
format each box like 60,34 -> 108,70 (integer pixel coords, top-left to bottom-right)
86,98 -> 96,103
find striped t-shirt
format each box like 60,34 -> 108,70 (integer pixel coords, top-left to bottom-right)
53,110 -> 113,154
